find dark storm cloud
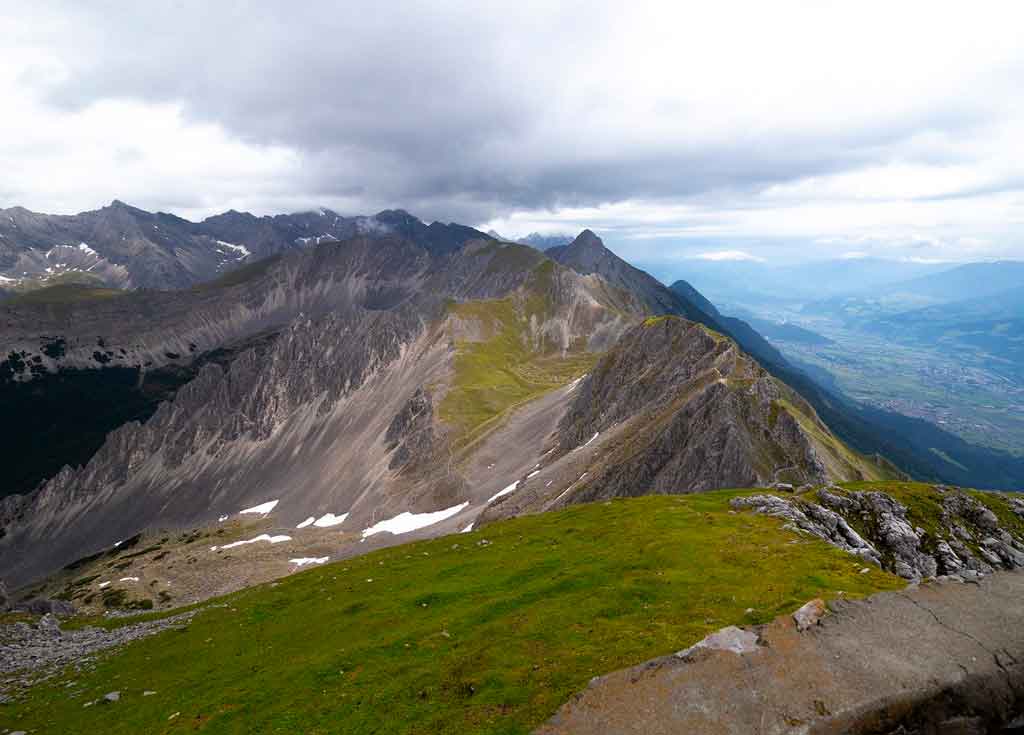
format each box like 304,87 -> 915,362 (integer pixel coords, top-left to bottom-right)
6,1 -> 1024,262
27,3 -> 997,220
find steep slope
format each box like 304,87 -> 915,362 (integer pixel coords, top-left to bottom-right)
478,317 -> 893,522
662,282 -> 1024,491
548,232 -> 791,375
0,238 -> 644,586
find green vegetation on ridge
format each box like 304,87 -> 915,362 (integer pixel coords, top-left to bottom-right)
5,490 -> 903,735
440,293 -> 594,448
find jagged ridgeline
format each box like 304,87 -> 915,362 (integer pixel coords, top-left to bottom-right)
0,224 -> 887,588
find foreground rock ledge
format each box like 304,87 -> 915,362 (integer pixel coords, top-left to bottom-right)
537,571 -> 1024,734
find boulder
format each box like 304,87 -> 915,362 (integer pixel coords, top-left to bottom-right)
676,625 -> 759,659
792,599 -> 826,631
1009,497 -> 1024,519
38,613 -> 62,637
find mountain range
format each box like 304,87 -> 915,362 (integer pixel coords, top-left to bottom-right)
0,201 -> 484,294
1,204 -> 1022,589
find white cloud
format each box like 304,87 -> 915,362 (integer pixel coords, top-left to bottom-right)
1,1 -> 1023,265
691,250 -> 765,262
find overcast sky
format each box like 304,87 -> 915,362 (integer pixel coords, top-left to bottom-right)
4,1 -> 1024,269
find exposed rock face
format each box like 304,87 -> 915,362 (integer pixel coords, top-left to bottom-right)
0,237 -> 645,587
385,388 -> 436,471
477,320 -> 891,525
733,487 -> 1024,580
556,318 -> 833,497
730,493 -> 882,566
548,230 -> 709,322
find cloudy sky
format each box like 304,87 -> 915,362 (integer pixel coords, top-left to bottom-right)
4,1 -> 1024,270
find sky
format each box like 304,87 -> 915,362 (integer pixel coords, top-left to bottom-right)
4,1 -> 1024,271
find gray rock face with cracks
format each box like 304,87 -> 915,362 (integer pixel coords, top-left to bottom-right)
732,486 -> 1024,580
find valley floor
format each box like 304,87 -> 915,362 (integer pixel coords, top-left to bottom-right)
768,320 -> 1024,457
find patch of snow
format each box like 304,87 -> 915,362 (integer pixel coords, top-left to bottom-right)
218,515 -> 229,523
296,516 -> 316,529
210,534 -> 292,552
567,375 -> 586,391
313,512 -> 348,528
489,481 -> 519,502
98,581 -> 110,589
582,432 -> 599,448
78,242 -> 97,255
239,499 -> 279,516
461,523 -> 474,533
216,240 -> 251,259
527,470 -> 540,479
118,577 -> 139,582
551,473 -> 589,506
361,502 -> 469,539
290,557 -> 328,567
0,274 -> 17,283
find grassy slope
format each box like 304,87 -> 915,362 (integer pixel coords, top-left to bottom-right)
4,281 -> 126,305
4,491 -> 902,735
440,293 -> 595,449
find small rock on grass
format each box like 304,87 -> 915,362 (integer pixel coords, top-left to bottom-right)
103,690 -> 120,702
676,626 -> 759,659
793,599 -> 827,632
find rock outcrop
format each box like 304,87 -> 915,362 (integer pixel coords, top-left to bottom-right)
733,485 -> 1024,581
538,571 -> 1024,735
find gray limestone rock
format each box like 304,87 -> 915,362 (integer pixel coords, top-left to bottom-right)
734,488 -> 1024,581
676,625 -> 759,659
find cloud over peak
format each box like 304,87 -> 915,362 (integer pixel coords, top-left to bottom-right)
3,1 -> 1024,270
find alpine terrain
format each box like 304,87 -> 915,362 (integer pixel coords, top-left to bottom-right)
1,208 -> 1021,735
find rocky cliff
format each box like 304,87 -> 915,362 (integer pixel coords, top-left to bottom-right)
0,237 -> 644,586
476,317 -> 894,524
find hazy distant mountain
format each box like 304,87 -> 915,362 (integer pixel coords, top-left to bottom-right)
803,261 -> 1024,323
671,256 -> 955,306
862,283 -> 1024,377
517,232 -> 574,251
745,318 -> 835,346
880,261 -> 1024,302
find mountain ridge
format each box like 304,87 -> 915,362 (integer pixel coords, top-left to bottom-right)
0,232 -> 877,588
